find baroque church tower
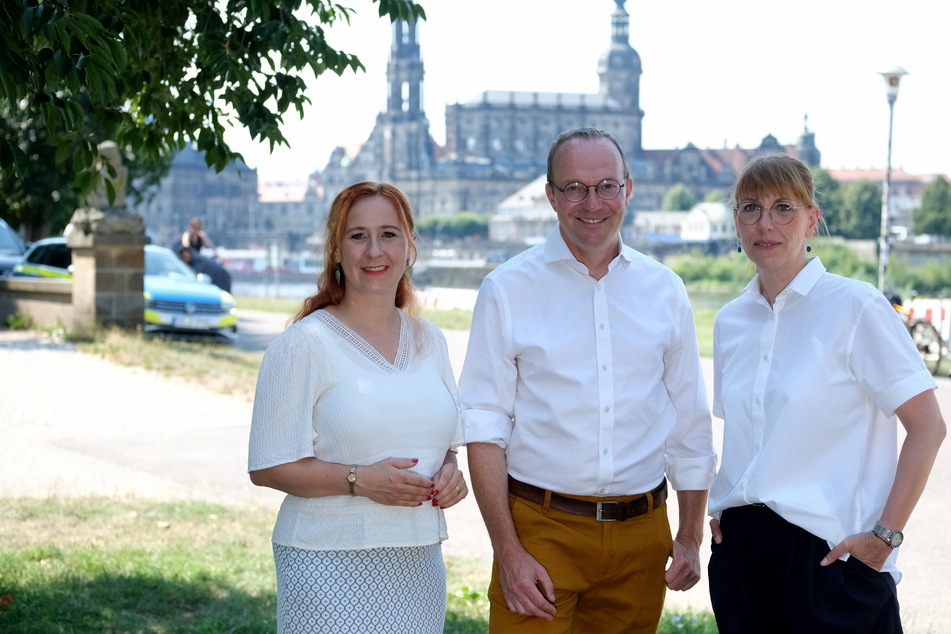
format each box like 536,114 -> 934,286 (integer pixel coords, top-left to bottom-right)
598,0 -> 644,158
382,20 -> 434,177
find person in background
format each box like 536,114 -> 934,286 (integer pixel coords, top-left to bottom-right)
182,217 -> 215,254
459,127 -> 717,633
177,246 -> 232,292
708,153 -> 946,633
247,182 -> 467,633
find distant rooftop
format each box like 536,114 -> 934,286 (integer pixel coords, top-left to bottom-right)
465,90 -> 609,109
258,180 -> 310,203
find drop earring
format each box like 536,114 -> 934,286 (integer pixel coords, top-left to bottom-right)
736,246 -> 742,253
334,264 -> 342,285
806,245 -> 812,253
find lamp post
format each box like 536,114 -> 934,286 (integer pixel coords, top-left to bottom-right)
877,66 -> 908,292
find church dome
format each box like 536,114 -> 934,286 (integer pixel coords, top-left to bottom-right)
598,45 -> 641,74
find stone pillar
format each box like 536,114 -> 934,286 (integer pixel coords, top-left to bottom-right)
68,233 -> 148,334
65,141 -> 147,336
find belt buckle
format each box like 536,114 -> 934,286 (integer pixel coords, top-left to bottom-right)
596,500 -> 618,521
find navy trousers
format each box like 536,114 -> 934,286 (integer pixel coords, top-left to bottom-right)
708,505 -> 902,634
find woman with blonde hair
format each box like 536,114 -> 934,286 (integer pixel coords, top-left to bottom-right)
708,154 -> 945,633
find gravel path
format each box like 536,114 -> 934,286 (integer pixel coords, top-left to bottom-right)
2,315 -> 949,632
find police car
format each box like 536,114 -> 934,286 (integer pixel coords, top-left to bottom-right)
13,237 -> 238,340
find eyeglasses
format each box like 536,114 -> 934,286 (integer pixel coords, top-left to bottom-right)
550,179 -> 625,202
734,202 -> 810,226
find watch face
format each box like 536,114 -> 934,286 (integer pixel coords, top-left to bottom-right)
890,531 -> 904,547
347,473 -> 356,483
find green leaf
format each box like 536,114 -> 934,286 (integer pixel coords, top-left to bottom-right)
20,5 -> 35,39
104,178 -> 116,205
53,49 -> 70,77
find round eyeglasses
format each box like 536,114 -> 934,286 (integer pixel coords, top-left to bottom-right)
734,202 -> 810,226
551,179 -> 625,203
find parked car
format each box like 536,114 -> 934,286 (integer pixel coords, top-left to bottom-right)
0,218 -> 29,275
12,237 -> 238,340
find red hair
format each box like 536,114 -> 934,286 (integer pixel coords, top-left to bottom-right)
293,183 -> 420,323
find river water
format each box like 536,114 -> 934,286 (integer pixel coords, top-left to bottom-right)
232,277 -> 735,314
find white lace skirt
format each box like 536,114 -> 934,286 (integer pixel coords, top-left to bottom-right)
273,543 -> 446,633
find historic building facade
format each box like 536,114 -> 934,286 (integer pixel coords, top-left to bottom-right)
135,0 -> 823,253
320,0 -> 821,219
137,145 -> 322,253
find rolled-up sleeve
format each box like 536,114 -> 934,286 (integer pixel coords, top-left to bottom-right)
663,301 -> 717,491
459,278 -> 517,448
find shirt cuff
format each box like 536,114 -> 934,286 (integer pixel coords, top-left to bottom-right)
666,453 -> 717,491
878,370 -> 936,416
461,409 -> 512,449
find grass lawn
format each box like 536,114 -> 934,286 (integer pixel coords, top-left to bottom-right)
0,498 -> 717,633
0,497 -> 490,633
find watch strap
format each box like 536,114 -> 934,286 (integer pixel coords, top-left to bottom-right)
872,522 -> 902,548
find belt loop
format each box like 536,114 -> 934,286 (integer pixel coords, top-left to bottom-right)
543,489 -> 552,510
645,490 -> 655,519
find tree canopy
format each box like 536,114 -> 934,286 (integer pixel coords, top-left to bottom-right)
0,0 -> 424,206
417,212 -> 491,241
662,183 -> 694,211
834,180 -> 883,240
913,176 -> 951,237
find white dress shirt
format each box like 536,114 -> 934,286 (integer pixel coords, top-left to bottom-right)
709,257 -> 936,580
459,226 -> 716,496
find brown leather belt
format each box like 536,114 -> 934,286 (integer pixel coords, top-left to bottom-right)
507,475 -> 668,522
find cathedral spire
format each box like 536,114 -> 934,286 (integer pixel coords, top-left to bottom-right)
386,20 -> 425,119
611,0 -> 630,44
598,0 -> 644,156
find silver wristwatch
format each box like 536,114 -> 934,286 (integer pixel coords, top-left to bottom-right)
347,465 -> 358,496
872,522 -> 904,548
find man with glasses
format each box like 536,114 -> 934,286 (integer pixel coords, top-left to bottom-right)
460,127 -> 716,632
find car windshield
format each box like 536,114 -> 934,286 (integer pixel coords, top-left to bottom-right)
146,247 -> 198,281
28,242 -> 72,269
0,223 -> 25,253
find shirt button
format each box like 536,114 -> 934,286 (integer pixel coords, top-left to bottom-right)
604,406 -> 610,413
602,364 -> 608,371
603,448 -> 609,454
762,354 -> 768,361
599,323 -> 605,330
599,488 -> 606,494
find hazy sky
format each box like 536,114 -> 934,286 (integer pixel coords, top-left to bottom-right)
226,0 -> 951,182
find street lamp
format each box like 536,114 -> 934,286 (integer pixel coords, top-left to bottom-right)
877,66 -> 908,292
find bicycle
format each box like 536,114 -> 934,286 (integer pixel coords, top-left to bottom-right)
889,293 -> 943,376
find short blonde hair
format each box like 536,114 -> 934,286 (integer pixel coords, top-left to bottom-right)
732,154 -> 816,208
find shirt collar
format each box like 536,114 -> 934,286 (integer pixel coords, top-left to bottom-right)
543,224 -> 632,267
743,256 -> 827,304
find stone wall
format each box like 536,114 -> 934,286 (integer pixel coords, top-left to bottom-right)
0,277 -> 73,329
